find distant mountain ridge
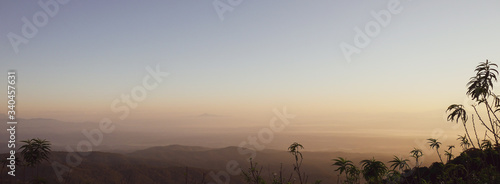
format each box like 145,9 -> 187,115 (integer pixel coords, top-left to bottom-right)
139,144 -> 213,152
1,144 -> 396,183
0,151 -> 211,183
127,144 -> 395,183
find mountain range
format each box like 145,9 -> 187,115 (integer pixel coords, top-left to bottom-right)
1,144 -> 399,183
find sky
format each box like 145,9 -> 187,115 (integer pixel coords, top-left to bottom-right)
1,0 -> 500,155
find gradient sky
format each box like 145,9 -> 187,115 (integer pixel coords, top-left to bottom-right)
1,0 -> 500,155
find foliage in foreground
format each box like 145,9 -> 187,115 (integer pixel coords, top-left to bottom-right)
246,60 -> 500,184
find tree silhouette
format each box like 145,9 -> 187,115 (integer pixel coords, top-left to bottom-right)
387,156 -> 409,183
242,158 -> 265,184
388,156 -> 409,173
481,139 -> 493,150
447,104 -> 477,148
332,157 -> 353,184
444,151 -> 453,164
428,138 -> 443,163
444,145 -> 455,163
360,158 -> 387,184
446,59 -> 500,151
385,170 -> 403,183
466,60 -> 498,101
20,138 -> 51,180
345,165 -> 361,184
288,142 -> 306,184
447,145 -> 455,152
457,134 -> 471,151
410,148 -> 423,168
449,60 -> 500,146
409,148 -> 424,182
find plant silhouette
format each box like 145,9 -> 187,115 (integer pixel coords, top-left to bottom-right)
19,138 -> 51,182
360,158 -> 387,184
332,157 -> 353,184
427,138 -> 443,163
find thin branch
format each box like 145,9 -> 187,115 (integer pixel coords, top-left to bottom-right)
484,96 -> 500,129
472,105 -> 500,140
471,115 -> 481,148
484,100 -> 499,144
